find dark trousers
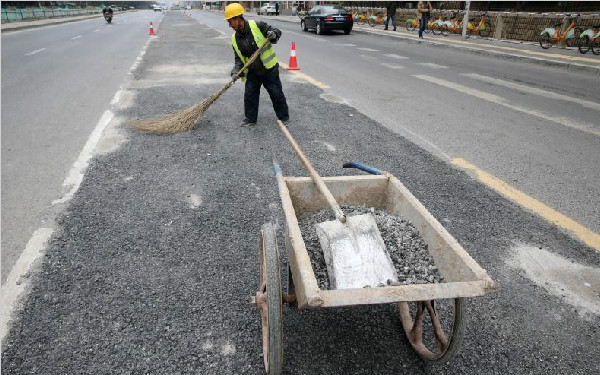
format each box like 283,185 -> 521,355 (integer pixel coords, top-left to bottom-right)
385,14 -> 396,29
244,66 -> 289,123
419,15 -> 429,38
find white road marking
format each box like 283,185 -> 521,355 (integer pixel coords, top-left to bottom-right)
1,27 -> 156,342
414,74 -> 600,137
340,43 -> 357,46
357,47 -> 379,52
93,29 -> 100,32
359,54 -> 376,60
384,53 -> 409,59
25,48 -> 46,56
71,35 -> 82,40
380,62 -> 404,69
462,73 -> 600,112
418,62 -> 449,69
1,228 -> 54,343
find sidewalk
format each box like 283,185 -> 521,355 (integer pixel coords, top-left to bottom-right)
246,12 -> 600,75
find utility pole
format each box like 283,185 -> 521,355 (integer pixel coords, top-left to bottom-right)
461,1 -> 471,39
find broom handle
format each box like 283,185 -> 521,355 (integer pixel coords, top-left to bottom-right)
276,120 -> 347,223
233,42 -> 272,80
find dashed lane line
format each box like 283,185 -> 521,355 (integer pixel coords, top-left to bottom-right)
452,158 -> 600,253
380,62 -> 404,69
384,53 -> 409,59
71,35 -> 82,40
25,48 -> 45,56
418,62 -> 449,69
462,73 -> 600,112
357,47 -> 379,52
413,74 -> 600,137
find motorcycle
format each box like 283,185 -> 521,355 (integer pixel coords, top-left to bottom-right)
104,13 -> 112,23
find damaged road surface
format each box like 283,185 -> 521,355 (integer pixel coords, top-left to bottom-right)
2,11 -> 599,375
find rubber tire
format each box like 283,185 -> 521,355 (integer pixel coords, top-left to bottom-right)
540,33 -> 551,49
399,298 -> 466,365
259,223 -> 283,375
441,25 -> 450,36
316,20 -> 323,35
592,38 -> 600,55
406,21 -> 415,32
432,25 -> 441,35
368,18 -> 375,27
344,27 -> 351,35
301,19 -> 308,32
479,25 -> 490,37
566,27 -> 582,47
579,35 -> 590,54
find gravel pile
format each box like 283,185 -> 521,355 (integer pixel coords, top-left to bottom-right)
297,205 -> 445,290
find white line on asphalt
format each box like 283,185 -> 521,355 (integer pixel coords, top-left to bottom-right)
357,47 -> 379,52
359,54 -> 376,60
1,228 -> 54,344
25,48 -> 46,56
384,53 -> 408,59
340,43 -> 357,47
380,62 -> 404,69
1,31 -> 154,342
418,62 -> 449,69
462,73 -> 600,112
414,74 -> 600,137
51,110 -> 114,205
71,35 -> 82,40
93,29 -> 100,32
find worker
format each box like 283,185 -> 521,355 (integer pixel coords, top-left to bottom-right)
224,3 -> 289,127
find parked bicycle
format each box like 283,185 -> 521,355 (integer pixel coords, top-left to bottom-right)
578,25 -> 600,54
352,8 -> 368,25
367,10 -> 386,27
468,14 -> 491,37
540,14 -> 582,49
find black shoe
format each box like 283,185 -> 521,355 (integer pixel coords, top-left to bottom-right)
384,27 -> 388,30
240,118 -> 256,127
393,27 -> 396,31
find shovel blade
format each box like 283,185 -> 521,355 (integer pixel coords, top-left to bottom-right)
315,214 -> 399,289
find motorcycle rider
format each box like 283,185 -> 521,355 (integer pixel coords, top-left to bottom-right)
102,5 -> 113,17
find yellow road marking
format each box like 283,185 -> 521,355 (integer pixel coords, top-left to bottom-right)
452,158 -> 600,253
279,62 -> 330,89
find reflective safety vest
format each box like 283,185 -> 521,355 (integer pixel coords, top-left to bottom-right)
232,20 -> 278,82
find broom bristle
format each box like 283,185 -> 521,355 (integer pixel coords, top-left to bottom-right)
128,81 -> 234,134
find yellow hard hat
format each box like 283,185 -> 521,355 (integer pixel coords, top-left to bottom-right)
224,3 -> 244,20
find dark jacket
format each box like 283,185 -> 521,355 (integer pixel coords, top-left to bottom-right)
102,7 -> 113,15
232,19 -> 281,76
386,2 -> 397,14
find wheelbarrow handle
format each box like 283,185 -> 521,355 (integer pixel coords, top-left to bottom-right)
342,162 -> 385,175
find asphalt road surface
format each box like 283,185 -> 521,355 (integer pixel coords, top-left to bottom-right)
1,10 -> 164,284
2,10 -> 599,375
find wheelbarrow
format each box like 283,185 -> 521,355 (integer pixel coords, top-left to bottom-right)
251,161 -> 498,375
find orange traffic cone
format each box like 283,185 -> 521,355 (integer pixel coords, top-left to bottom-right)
149,22 -> 155,36
287,42 -> 299,70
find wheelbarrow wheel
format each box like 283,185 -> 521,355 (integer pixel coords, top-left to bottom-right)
398,298 -> 465,365
258,223 -> 283,375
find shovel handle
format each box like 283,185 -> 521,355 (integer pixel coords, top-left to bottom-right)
276,120 -> 346,223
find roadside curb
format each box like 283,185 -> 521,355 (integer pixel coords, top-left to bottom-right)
245,12 -> 600,76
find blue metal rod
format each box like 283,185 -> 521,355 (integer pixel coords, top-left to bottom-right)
342,162 -> 385,175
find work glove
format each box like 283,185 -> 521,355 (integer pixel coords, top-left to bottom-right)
266,30 -> 277,41
231,71 -> 240,82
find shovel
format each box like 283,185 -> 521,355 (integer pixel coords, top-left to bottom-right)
276,120 -> 398,289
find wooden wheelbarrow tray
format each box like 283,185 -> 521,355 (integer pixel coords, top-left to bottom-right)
253,163 -> 498,374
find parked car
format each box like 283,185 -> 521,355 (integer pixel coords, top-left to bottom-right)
258,2 -> 276,15
153,5 -> 162,12
301,5 -> 353,35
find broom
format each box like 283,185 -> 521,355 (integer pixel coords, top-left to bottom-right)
129,43 -> 271,134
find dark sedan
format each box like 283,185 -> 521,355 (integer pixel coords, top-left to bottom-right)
301,5 -> 353,35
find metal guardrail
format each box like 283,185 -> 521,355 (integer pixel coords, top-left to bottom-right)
1,8 -> 101,23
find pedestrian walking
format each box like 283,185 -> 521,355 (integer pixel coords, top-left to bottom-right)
417,1 -> 432,39
275,2 -> 280,16
384,1 -> 397,31
224,3 -> 289,127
